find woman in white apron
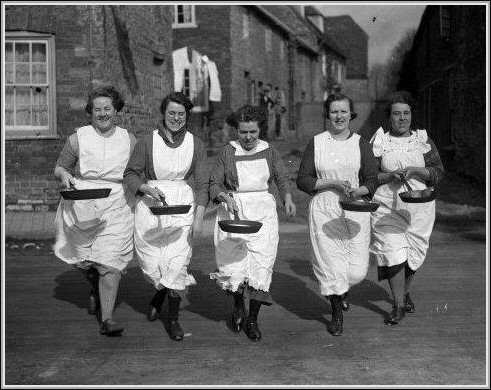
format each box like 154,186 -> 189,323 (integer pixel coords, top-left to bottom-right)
297,93 -> 379,336
369,91 -> 444,325
123,92 -> 208,341
209,105 -> 296,342
53,86 -> 136,337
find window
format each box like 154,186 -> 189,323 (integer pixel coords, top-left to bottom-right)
440,5 -> 451,38
242,11 -> 249,39
173,5 -> 196,28
265,27 -> 272,52
5,32 -> 56,139
280,40 -> 286,60
183,69 -> 190,97
321,54 -> 327,77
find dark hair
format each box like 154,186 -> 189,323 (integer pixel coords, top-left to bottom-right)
385,90 -> 415,117
85,85 -> 125,114
160,92 -> 194,118
324,93 -> 357,120
227,105 -> 266,128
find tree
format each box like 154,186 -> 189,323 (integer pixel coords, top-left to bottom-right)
385,28 -> 417,94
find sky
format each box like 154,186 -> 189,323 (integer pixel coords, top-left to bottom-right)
316,3 -> 426,68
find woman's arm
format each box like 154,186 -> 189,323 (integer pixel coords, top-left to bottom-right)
352,138 -> 379,199
54,135 -> 78,188
296,139 -> 351,196
123,136 -> 159,198
270,146 -> 296,216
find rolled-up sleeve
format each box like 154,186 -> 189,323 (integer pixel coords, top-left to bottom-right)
296,139 -> 317,196
358,137 -> 379,198
123,137 -> 148,195
424,137 -> 445,187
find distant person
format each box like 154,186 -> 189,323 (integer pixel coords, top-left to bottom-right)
53,85 -> 136,337
209,104 -> 296,342
297,93 -> 379,337
123,92 -> 209,341
369,91 -> 444,325
274,87 -> 286,140
265,83 -> 276,139
257,82 -> 275,141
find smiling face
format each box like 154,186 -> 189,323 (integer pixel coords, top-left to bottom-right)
237,121 -> 260,151
390,103 -> 412,137
328,99 -> 351,135
91,97 -> 116,133
164,101 -> 187,133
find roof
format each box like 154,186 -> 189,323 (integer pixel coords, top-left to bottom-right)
254,5 -> 320,55
304,6 -> 323,17
324,15 -> 368,38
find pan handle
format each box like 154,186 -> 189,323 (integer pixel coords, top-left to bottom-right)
398,173 -> 414,192
228,192 -> 240,221
157,189 -> 169,206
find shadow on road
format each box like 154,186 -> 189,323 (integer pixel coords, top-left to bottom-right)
347,279 -> 393,319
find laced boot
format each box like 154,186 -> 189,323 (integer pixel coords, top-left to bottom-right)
229,291 -> 246,333
146,288 -> 168,322
167,295 -> 184,341
86,268 -> 100,315
385,305 -> 405,325
327,295 -> 343,336
244,299 -> 262,342
403,293 -> 415,313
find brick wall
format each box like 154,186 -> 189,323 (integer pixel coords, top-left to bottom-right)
5,5 -> 173,209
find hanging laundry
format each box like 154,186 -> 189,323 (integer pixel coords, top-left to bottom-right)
172,47 -> 190,92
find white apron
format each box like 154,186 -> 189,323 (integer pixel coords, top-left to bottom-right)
309,132 -> 371,296
370,128 -> 435,271
134,130 -> 196,290
53,126 -> 134,271
210,141 -> 279,292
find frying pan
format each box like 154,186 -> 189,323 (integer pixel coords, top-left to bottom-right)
149,194 -> 192,215
340,193 -> 379,213
398,175 -> 436,203
218,193 -> 263,234
60,183 -> 111,200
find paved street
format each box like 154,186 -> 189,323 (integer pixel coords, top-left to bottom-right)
3,216 -> 487,386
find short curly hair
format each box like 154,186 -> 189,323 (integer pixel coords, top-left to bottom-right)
324,93 -> 357,120
160,92 -> 194,118
85,85 -> 125,114
385,90 -> 415,117
227,105 -> 266,128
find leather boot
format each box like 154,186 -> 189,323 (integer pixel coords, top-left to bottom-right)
228,291 -> 246,333
146,288 -> 168,322
403,293 -> 415,313
385,305 -> 405,325
167,295 -> 184,341
244,299 -> 262,341
86,268 -> 100,315
327,295 -> 343,336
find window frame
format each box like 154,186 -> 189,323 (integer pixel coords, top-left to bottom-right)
172,5 -> 197,28
4,31 -> 57,140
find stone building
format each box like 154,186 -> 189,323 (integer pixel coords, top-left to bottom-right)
400,5 -> 486,184
4,5 -> 174,209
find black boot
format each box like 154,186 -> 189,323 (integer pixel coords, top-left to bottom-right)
385,305 -> 405,326
228,291 -> 246,333
244,299 -> 262,342
86,268 -> 100,315
327,295 -> 343,336
341,292 -> 350,312
167,295 -> 184,341
403,293 -> 415,313
146,288 -> 168,322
